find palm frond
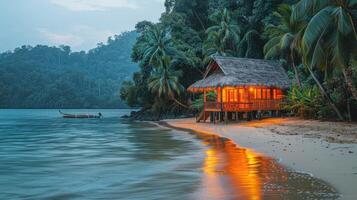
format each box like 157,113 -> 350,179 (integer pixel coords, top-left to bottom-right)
302,7 -> 333,54
292,0 -> 329,21
264,36 -> 280,55
332,7 -> 353,36
264,45 -> 281,59
280,33 -> 294,51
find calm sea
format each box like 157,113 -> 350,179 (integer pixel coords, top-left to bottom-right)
0,109 -> 340,200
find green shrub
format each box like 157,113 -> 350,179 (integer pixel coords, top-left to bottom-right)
284,86 -> 323,118
190,91 -> 217,111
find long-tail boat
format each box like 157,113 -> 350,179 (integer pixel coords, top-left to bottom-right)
59,110 -> 102,119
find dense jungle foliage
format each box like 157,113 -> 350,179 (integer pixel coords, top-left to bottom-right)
121,0 -> 357,121
0,31 -> 139,108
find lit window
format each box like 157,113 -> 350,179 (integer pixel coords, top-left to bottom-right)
267,89 -> 271,99
239,89 -> 244,101
227,89 -> 238,102
277,89 -> 283,99
222,89 -> 226,102
229,90 -> 233,102
262,89 -> 267,99
257,88 -> 262,99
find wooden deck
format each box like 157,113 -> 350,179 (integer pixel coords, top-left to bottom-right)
204,99 -> 282,112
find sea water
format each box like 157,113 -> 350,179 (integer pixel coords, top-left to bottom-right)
0,109 -> 340,199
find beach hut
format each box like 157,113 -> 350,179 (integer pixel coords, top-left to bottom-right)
188,56 -> 291,122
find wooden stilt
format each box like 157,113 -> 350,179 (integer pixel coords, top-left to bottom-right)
225,112 -> 228,124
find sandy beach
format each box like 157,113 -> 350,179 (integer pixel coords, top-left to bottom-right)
163,118 -> 357,200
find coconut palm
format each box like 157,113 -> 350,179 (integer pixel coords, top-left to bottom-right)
293,0 -> 357,101
141,25 -> 177,66
148,56 -> 188,108
264,4 -> 305,87
238,29 -> 263,58
204,9 -> 240,61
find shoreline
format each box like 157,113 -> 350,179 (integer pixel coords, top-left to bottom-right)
162,118 -> 357,200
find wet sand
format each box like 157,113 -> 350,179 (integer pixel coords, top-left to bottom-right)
163,118 -> 357,200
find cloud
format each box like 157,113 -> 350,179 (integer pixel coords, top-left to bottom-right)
37,28 -> 83,47
50,0 -> 139,11
37,26 -> 115,50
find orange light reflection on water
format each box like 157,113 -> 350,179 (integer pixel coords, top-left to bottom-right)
195,132 -> 288,200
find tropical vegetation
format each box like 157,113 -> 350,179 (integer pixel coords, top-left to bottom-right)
121,0 -> 357,121
0,31 -> 138,108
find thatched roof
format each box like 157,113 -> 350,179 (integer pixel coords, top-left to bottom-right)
188,56 -> 291,91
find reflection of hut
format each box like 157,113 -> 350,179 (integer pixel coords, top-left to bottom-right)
188,56 -> 291,122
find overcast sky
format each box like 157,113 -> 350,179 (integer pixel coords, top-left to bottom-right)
0,0 -> 165,52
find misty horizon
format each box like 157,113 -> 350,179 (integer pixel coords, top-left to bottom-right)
0,0 -> 164,52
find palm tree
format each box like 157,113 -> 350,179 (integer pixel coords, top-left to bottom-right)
141,25 -> 177,66
148,56 -> 188,108
293,0 -> 357,101
140,25 -> 193,72
204,9 -> 240,61
238,29 -> 262,58
264,4 -> 305,87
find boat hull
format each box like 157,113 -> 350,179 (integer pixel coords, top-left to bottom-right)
59,111 -> 101,119
62,114 -> 100,119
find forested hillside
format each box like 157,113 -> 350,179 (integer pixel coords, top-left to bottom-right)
0,31 -> 139,108
121,0 -> 357,121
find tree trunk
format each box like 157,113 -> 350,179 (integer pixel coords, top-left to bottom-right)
172,97 -> 189,109
192,10 -> 206,31
342,66 -> 357,102
347,96 -> 352,122
306,65 -> 344,120
290,52 -> 302,88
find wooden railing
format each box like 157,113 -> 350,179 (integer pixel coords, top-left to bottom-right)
204,102 -> 223,111
251,99 -> 282,111
204,99 -> 282,112
222,102 -> 253,111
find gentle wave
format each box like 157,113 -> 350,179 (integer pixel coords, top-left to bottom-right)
0,109 -> 340,200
